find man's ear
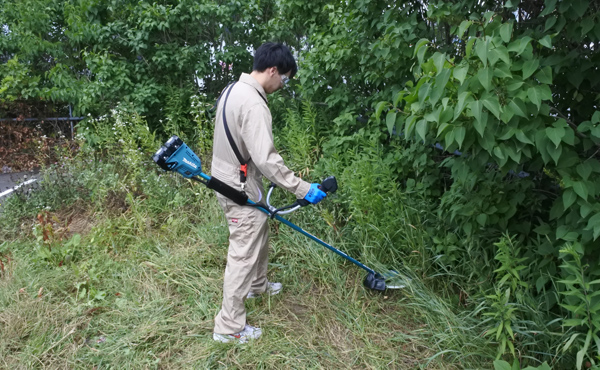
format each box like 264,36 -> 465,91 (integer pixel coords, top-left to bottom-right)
269,66 -> 278,76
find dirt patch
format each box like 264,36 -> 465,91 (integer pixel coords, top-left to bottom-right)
104,190 -> 129,213
319,320 -> 358,348
0,252 -> 14,282
52,202 -> 96,237
32,202 -> 97,242
287,302 -> 310,318
67,212 -> 95,236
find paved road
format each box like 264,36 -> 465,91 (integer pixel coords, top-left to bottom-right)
0,171 -> 40,199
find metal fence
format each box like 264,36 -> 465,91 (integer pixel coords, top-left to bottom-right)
0,116 -> 85,139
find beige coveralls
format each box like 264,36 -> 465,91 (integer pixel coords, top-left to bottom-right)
211,73 -> 311,335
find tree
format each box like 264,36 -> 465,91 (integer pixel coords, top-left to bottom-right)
0,0 -> 288,132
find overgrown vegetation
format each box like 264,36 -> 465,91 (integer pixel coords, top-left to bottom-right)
2,0 -> 600,368
369,3 -> 600,368
2,109 -> 468,368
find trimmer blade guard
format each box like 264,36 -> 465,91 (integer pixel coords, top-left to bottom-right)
363,272 -> 387,291
381,270 -> 406,289
153,135 -> 203,178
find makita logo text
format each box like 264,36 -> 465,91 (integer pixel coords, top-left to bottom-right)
183,158 -> 197,169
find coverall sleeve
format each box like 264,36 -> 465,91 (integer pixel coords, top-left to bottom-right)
241,103 -> 311,199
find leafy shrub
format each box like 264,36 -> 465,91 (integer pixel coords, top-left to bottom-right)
493,359 -> 551,370
370,8 -> 600,367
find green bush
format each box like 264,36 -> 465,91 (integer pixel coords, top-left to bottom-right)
371,8 -> 600,367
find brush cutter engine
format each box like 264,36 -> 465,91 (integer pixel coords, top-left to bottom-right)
153,136 -> 202,178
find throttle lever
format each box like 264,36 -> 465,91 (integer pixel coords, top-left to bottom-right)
319,176 -> 338,194
297,176 -> 337,207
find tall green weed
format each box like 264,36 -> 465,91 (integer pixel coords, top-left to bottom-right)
274,99 -> 323,175
558,243 -> 600,369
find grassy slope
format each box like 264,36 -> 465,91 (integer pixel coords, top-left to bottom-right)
0,184 -> 447,369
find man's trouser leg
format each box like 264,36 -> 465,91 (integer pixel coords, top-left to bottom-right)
214,195 -> 269,335
250,222 -> 269,294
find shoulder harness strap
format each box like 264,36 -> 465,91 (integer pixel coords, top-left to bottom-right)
219,81 -> 269,188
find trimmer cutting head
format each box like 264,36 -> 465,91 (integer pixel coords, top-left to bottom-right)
363,272 -> 387,291
363,270 -> 405,291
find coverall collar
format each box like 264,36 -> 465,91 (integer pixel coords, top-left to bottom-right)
239,73 -> 268,103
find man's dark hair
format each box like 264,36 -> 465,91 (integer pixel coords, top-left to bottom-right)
253,43 -> 298,78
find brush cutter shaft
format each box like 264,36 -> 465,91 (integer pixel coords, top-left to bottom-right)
191,174 -> 375,275
268,211 -> 377,275
230,190 -> 376,274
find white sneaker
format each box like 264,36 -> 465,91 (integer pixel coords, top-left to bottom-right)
213,324 -> 262,343
246,282 -> 282,298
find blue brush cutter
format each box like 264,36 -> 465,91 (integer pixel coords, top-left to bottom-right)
152,136 -> 403,291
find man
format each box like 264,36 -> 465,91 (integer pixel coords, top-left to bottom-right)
211,43 -> 326,343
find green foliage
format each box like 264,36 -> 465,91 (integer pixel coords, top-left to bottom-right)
0,0 -> 291,133
484,235 -> 529,360
162,84 -> 194,141
0,57 -> 41,101
275,100 -> 323,174
0,105 -> 475,368
493,359 -> 551,370
3,0 -> 600,366
494,235 -> 529,299
484,287 -> 519,359
190,92 -> 216,157
296,0 -> 428,122
280,1 -> 600,365
76,104 -> 157,183
558,243 -> 600,370
366,3 -> 600,365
